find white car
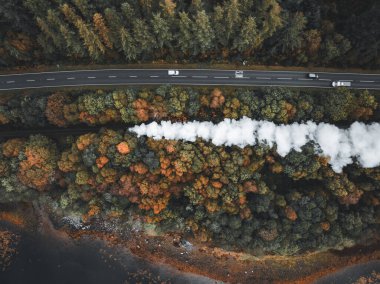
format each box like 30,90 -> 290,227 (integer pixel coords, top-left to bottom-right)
168,70 -> 179,76
332,81 -> 351,87
235,70 -> 244,78
308,73 -> 319,79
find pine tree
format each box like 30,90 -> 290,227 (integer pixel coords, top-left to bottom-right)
121,2 -> 135,26
224,0 -> 241,45
72,0 -> 93,20
212,5 -> 226,48
192,10 -> 215,55
151,13 -> 173,52
177,12 -> 193,55
75,19 -> 105,60
60,3 -> 80,24
36,17 -> 64,50
120,27 -> 138,61
61,4 -> 105,60
93,13 -> 113,49
59,23 -> 86,58
159,0 -> 176,17
234,16 -> 261,54
258,0 -> 283,38
46,8 -> 84,57
277,12 -> 307,53
132,18 -> 155,55
104,8 -> 124,49
23,0 -> 50,17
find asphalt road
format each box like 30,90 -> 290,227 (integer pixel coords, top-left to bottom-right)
0,69 -> 380,91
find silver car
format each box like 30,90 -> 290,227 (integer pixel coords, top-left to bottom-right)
308,73 -> 319,79
168,70 -> 179,76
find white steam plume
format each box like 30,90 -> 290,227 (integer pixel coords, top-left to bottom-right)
129,117 -> 380,173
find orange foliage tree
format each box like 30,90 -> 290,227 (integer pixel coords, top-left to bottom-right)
17,135 -> 58,191
45,92 -> 70,127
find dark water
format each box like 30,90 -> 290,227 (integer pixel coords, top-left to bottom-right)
314,260 -> 380,284
0,226 -> 221,284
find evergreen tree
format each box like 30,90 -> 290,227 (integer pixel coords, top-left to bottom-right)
177,12 -> 193,56
72,0 -> 93,20
104,8 -> 124,49
151,13 -> 173,53
258,0 -> 283,38
212,5 -> 226,48
36,17 -> 64,50
120,27 -> 138,61
59,23 -> 86,58
192,10 -> 215,55
121,2 -> 136,26
224,0 -> 241,45
234,16 -> 261,54
132,18 -> 156,55
75,19 -> 105,60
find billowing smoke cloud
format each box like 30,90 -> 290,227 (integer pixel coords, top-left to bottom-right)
129,117 -> 380,173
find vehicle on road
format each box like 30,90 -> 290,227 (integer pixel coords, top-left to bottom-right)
308,73 -> 319,79
168,70 -> 179,76
235,70 -> 244,78
332,81 -> 351,87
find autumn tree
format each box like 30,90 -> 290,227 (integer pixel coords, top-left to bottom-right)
93,13 -> 113,49
45,92 -> 70,127
18,135 -> 58,191
61,3 -> 105,60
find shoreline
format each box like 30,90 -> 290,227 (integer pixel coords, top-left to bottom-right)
0,202 -> 379,283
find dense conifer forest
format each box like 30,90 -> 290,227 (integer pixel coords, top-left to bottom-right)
0,0 -> 379,68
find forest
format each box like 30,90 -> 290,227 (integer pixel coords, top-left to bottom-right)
0,0 -> 379,68
1,86 -> 378,128
0,86 -> 379,255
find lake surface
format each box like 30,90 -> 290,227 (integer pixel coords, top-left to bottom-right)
0,224 -> 221,284
314,260 -> 380,284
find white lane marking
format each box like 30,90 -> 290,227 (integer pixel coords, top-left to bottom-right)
277,77 -> 292,80
6,81 -> 15,83
108,75 -> 117,78
67,77 -> 75,80
319,79 -> 331,81
1,68 -> 379,77
360,80 -> 375,83
26,79 -> 35,82
298,78 -> 312,81
150,75 -> 159,78
129,76 -> 138,78
3,83 -> 367,92
214,76 -> 229,79
46,78 -> 55,81
174,75 -> 187,78
192,75 -> 208,78
88,76 -> 96,79
256,77 -> 270,80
